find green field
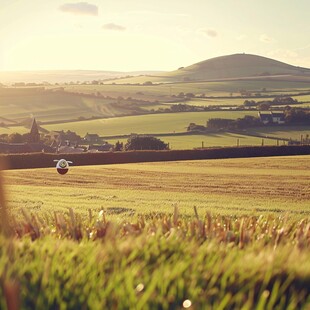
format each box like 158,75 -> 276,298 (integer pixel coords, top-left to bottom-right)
106,133 -> 278,150
62,80 -> 310,97
43,111 -> 257,136
1,156 -> 309,308
245,126 -> 310,141
0,88 -> 144,124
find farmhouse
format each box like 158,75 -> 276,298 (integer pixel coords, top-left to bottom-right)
84,133 -> 101,143
258,111 -> 285,125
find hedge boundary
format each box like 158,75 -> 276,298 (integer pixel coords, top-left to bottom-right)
1,145 -> 309,170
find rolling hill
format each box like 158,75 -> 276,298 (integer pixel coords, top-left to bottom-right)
167,53 -> 310,81
111,53 -> 310,84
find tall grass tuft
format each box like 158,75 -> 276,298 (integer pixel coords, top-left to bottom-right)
0,159 -> 12,237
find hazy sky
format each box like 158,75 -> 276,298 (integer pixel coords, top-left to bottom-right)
1,0 -> 310,71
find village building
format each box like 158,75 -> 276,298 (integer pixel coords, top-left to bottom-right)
258,111 -> 285,125
86,142 -> 114,152
57,145 -> 85,154
46,130 -> 81,146
84,133 -> 101,144
0,118 -> 55,154
28,118 -> 41,143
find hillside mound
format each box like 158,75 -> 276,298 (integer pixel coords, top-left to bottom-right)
165,53 -> 310,81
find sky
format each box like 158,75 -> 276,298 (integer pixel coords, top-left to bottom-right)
1,0 -> 310,72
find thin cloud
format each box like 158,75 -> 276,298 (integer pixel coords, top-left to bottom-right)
102,23 -> 126,31
127,10 -> 189,17
59,2 -> 98,16
236,34 -> 247,41
260,34 -> 274,43
199,28 -> 218,38
294,44 -> 310,52
267,49 -> 298,60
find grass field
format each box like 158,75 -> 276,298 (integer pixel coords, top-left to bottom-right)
1,156 -> 309,308
43,111 -> 258,137
106,133 -> 278,150
245,126 -> 310,141
61,80 -> 310,98
4,156 -> 310,220
0,88 -> 146,125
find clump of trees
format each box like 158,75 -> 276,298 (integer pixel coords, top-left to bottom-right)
244,96 -> 299,110
125,135 -> 169,151
187,123 -> 206,132
284,107 -> 310,124
0,133 -> 32,143
206,116 -> 262,130
115,141 -> 124,151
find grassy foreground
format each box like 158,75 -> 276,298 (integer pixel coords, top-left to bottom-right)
1,156 -> 310,309
0,208 -> 309,309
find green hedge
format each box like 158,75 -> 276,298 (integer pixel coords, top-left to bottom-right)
1,145 -> 310,170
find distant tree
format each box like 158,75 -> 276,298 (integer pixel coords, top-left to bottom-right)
207,116 -> 261,130
185,93 -> 195,98
115,141 -> 123,151
243,100 -> 257,107
207,118 -> 235,130
0,134 -> 8,142
272,96 -> 297,105
187,123 -> 206,132
143,81 -> 153,86
125,136 -> 168,151
284,108 -> 310,124
8,133 -> 23,143
257,102 -> 271,111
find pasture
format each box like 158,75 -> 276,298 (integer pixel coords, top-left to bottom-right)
43,111 -> 258,136
106,133 -> 278,150
62,80 -> 310,98
0,87 -> 144,124
1,155 -> 309,308
245,126 -> 310,141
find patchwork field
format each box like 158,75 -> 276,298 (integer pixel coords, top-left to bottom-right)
0,87 -> 147,125
43,111 -> 257,136
62,80 -> 310,97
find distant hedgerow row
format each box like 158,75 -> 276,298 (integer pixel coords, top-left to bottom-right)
1,145 -> 310,170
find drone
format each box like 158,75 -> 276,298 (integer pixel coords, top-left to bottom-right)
54,159 -> 73,175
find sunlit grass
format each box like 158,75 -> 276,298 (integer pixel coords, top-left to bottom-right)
43,111 -> 258,136
1,156 -> 310,309
4,156 -> 310,220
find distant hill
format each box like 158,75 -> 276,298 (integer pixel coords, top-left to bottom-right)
0,70 -> 165,84
165,54 -> 310,81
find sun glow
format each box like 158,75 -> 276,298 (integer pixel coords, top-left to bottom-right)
1,0 -> 310,71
